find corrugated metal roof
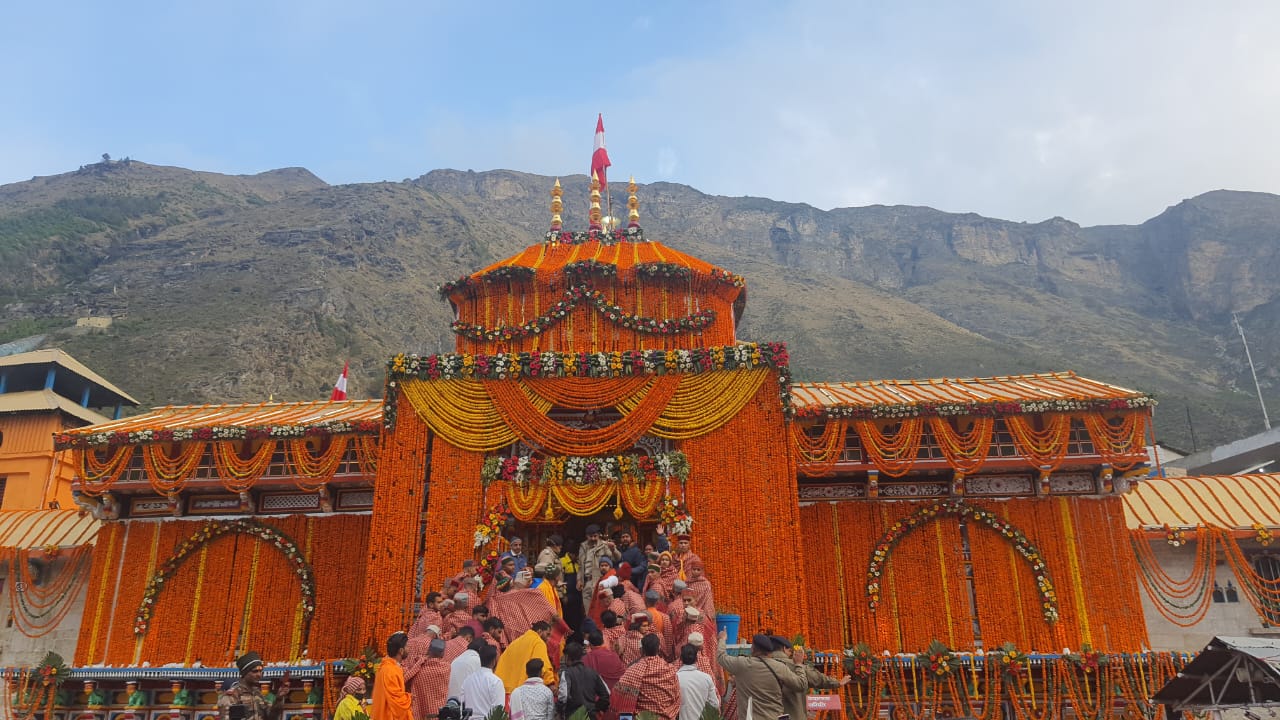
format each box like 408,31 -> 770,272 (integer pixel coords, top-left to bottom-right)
57,399 -> 382,446
1124,473 -> 1280,529
1153,637 -> 1280,710
791,371 -> 1147,411
0,510 -> 99,548
0,389 -> 113,425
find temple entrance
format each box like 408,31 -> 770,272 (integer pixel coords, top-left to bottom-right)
510,513 -> 667,631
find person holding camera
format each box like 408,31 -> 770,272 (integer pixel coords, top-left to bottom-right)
715,632 -> 807,720
217,652 -> 290,720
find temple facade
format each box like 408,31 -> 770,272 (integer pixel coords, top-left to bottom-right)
7,176 -> 1280,720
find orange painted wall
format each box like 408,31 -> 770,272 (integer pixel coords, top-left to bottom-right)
799,495 -> 1148,653
0,413 -> 78,511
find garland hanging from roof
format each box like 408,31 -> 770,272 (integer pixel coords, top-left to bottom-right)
481,451 -> 689,487
384,342 -> 792,430
449,283 -> 715,341
796,395 -> 1156,420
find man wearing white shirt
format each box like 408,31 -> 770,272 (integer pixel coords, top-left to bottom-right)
508,659 -> 556,720
448,639 -> 485,701
676,644 -> 719,720
460,644 -> 505,717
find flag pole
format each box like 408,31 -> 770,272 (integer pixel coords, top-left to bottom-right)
605,180 -> 615,231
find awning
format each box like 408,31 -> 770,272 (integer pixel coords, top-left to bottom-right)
1153,636 -> 1280,710
1124,474 -> 1280,530
0,510 -> 100,549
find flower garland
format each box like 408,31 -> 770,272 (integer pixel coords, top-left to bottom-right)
474,500 -> 514,549
994,642 -> 1028,679
386,343 -> 792,433
1256,523 -> 1274,546
795,396 -> 1156,421
922,640 -> 961,677
134,519 -> 316,637
842,642 -> 881,680
543,226 -> 647,245
5,546 -> 94,638
867,500 -> 1059,623
341,647 -> 382,680
635,262 -> 692,280
438,266 -> 537,297
480,451 -> 689,487
658,496 -> 693,536
1164,524 -> 1187,547
565,259 -> 618,278
56,420 -> 381,450
1066,644 -> 1109,673
449,283 -> 716,341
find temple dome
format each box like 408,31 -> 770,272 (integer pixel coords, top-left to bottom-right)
440,231 -> 747,355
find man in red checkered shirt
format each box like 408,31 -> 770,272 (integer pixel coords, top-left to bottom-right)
405,638 -> 452,719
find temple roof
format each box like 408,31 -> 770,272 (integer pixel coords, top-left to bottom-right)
0,509 -> 99,549
55,399 -> 382,448
445,238 -> 748,320
1123,473 -> 1280,530
791,370 -> 1153,418
0,389 -> 112,425
0,348 -> 138,409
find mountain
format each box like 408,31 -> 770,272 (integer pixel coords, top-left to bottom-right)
1,160 -> 1276,451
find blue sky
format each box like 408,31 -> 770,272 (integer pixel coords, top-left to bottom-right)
4,1 -> 1279,225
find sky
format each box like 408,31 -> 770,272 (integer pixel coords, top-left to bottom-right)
4,1 -> 1280,226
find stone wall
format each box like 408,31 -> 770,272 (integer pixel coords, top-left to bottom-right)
0,559 -> 90,667
1139,538 -> 1276,651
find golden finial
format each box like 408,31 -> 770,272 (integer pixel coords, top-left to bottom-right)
627,176 -> 639,228
550,178 -> 563,232
589,171 -> 602,230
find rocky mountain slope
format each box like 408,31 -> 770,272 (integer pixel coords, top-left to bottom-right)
1,160 -> 1276,450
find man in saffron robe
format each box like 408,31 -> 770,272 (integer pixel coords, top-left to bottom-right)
371,632 -> 413,720
495,621 -> 559,693
614,634 -> 681,720
404,638 -> 452,720
535,564 -> 563,617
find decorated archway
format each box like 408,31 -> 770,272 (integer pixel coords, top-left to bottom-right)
134,519 -> 316,642
866,499 -> 1060,623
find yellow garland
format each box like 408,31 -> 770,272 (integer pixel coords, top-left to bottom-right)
213,440 -> 278,490
401,368 -> 770,452
853,419 -> 924,477
617,368 -> 769,439
1057,497 -> 1093,645
183,545 -> 209,664
83,523 -> 118,663
550,482 -> 615,516
288,437 -> 350,490
77,445 -> 135,494
238,541 -> 263,656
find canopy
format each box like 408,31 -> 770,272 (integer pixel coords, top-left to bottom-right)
1153,637 -> 1280,710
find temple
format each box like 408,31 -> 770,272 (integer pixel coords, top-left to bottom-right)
5,173 -> 1280,720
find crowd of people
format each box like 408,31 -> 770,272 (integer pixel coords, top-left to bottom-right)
346,526 -> 850,720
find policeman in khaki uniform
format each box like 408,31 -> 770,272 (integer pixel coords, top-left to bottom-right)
217,652 -> 290,720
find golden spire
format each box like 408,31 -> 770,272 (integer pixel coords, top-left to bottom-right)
627,176 -> 640,228
550,178 -> 563,233
589,171 -> 603,230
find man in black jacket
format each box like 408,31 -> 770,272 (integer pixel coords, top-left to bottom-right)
557,641 -> 610,719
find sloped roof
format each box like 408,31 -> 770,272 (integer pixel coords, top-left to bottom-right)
791,371 -> 1151,417
1124,473 -> 1280,529
55,399 -> 383,448
1153,636 -> 1280,710
0,389 -> 112,425
0,510 -> 99,548
0,348 -> 138,406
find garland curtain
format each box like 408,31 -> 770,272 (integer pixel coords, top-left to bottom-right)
794,410 -> 1149,477
798,496 -> 1148,653
400,368 -> 770,453
73,437 -> 378,495
74,515 -> 369,667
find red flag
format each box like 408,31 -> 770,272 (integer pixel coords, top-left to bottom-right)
591,114 -> 611,187
329,361 -> 349,401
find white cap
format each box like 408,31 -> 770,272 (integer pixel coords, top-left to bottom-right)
688,632 -> 705,647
